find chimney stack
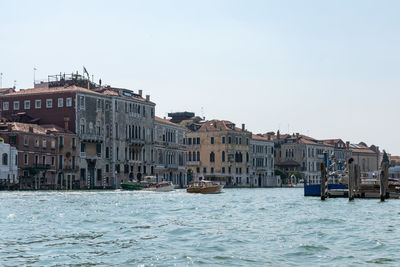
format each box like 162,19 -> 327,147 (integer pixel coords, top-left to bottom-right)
139,90 -> 143,97
29,126 -> 33,133
346,141 -> 350,149
242,124 -> 245,131
146,95 -> 150,102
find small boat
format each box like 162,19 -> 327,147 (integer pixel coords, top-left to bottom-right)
120,181 -> 144,190
187,180 -> 223,194
143,181 -> 175,192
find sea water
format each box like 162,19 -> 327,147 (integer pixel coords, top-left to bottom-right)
1,188 -> 399,266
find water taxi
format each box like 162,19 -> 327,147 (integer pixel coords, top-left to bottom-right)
187,180 -> 223,194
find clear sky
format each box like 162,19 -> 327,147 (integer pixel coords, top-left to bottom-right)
1,0 -> 399,154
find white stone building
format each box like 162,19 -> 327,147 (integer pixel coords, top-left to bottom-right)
0,140 -> 18,185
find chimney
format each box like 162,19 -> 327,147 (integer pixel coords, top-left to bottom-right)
139,90 -> 143,97
29,126 -> 33,133
146,95 -> 150,102
346,141 -> 350,149
242,124 -> 245,131
296,133 -> 299,137
7,124 -> 12,131
268,135 -> 271,141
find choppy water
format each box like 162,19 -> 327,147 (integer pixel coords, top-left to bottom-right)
1,188 -> 400,266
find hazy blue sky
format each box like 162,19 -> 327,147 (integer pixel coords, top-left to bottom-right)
1,0 -> 399,154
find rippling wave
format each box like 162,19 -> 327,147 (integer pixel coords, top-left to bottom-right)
1,188 -> 400,266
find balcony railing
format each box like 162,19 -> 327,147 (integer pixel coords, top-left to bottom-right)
80,134 -> 103,143
128,138 -> 145,146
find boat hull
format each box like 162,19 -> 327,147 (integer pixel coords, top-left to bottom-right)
143,185 -> 175,192
187,185 -> 223,194
304,184 -> 347,196
120,183 -> 144,190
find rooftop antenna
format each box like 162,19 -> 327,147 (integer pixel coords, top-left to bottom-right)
13,80 -> 17,89
201,107 -> 205,120
0,73 -> 3,88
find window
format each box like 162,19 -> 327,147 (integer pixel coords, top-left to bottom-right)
228,136 -> 232,144
80,143 -> 86,153
211,137 -> 214,144
2,153 -> 8,165
13,101 -> 20,110
59,136 -> 64,147
51,157 -> 55,166
58,98 -> 63,107
42,156 -> 46,165
35,100 -> 41,109
24,100 -> 30,109
210,152 -> 215,162
34,138 -> 39,147
222,136 -> 225,144
222,151 -> 225,162
59,155 -> 63,169
96,144 -> 102,157
24,154 -> 28,165
211,167 -> 214,174
3,102 -> 9,111
80,96 -> 85,110
72,138 -> 76,148
106,147 -> 110,158
80,119 -> 85,134
66,97 -> 72,107
106,164 -> 109,172
197,151 -> 200,161
72,156 -> 75,169
203,167 -> 207,173
51,140 -> 55,149
24,136 -> 29,146
222,167 -> 225,173
46,99 -> 53,108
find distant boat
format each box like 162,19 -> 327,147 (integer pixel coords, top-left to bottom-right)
143,181 -> 175,192
187,180 -> 223,194
120,181 -> 144,190
304,183 -> 346,196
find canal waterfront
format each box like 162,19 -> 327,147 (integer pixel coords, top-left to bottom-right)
1,188 -> 400,266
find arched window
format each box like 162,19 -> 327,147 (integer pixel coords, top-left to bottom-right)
210,152 -> 215,163
192,151 -> 196,161
197,151 -> 200,162
222,151 -> 225,162
2,153 -> 8,165
80,119 -> 85,134
246,152 -> 249,162
188,152 -> 192,161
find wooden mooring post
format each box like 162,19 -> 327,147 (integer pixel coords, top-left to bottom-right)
380,163 -> 389,201
320,162 -> 327,200
348,158 -> 355,201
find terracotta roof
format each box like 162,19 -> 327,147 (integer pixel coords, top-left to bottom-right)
155,116 -> 185,128
196,120 -> 249,133
2,85 -> 102,96
252,134 -> 272,142
0,122 -> 71,134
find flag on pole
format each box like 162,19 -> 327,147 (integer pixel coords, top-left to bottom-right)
83,66 -> 89,77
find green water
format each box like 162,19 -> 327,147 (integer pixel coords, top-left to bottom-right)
1,188 -> 399,266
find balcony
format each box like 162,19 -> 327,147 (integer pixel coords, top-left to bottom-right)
80,134 -> 103,143
128,138 -> 145,146
187,161 -> 200,166
63,165 -> 78,171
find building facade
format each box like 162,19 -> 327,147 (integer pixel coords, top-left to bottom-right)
0,138 -> 18,188
153,117 -> 187,186
250,134 -> 276,187
186,120 -> 252,187
0,77 -> 156,189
